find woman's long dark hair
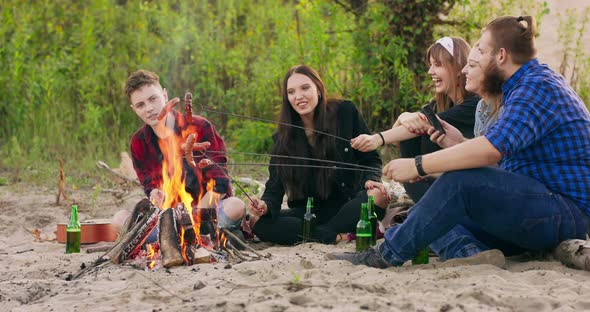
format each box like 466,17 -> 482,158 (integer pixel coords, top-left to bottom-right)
274,65 -> 337,200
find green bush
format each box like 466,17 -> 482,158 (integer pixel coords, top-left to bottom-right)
226,119 -> 276,155
0,0 -> 582,187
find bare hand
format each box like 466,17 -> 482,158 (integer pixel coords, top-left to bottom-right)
364,180 -> 391,200
351,134 -> 380,152
249,198 -> 268,216
382,158 -> 420,182
150,189 -> 166,209
427,118 -> 465,148
198,159 -> 214,169
398,112 -> 431,135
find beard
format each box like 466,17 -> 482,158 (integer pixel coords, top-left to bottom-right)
482,60 -> 504,96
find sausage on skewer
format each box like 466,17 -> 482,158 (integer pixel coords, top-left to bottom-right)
184,92 -> 193,123
157,98 -> 181,121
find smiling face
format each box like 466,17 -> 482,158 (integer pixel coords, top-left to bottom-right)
427,56 -> 454,95
462,48 -> 484,96
476,31 -> 495,72
286,73 -> 320,120
476,31 -> 505,96
129,84 -> 168,127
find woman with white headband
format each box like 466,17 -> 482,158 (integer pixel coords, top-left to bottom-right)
351,36 -> 480,203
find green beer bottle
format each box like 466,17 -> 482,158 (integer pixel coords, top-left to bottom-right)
412,246 -> 429,265
356,203 -> 372,252
367,195 -> 378,246
66,204 -> 81,254
302,197 -> 316,242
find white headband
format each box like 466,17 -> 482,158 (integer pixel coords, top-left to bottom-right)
436,37 -> 454,57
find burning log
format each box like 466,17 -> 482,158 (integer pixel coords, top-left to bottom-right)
159,208 -> 184,268
197,207 -> 218,248
187,245 -> 212,264
107,204 -> 159,264
175,203 -> 197,246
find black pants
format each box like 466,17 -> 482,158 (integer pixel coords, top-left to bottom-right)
253,190 -> 385,245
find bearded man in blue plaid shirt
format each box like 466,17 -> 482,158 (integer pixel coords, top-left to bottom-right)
327,15 -> 590,268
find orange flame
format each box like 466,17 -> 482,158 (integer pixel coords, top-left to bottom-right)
146,243 -> 156,270
220,232 -> 228,249
158,134 -> 194,211
206,179 -> 218,206
157,121 -> 208,264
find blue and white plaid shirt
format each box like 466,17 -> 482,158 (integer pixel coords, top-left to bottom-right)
485,58 -> 590,215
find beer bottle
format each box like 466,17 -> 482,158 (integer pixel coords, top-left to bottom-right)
66,204 -> 81,254
412,246 -> 429,265
302,197 -> 316,242
356,203 -> 372,252
367,195 -> 378,246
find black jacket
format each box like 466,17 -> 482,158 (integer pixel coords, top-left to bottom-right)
261,100 -> 382,219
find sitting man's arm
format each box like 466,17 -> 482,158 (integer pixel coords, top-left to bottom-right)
383,136 -> 502,182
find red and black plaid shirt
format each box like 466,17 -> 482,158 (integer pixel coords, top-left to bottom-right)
130,112 -> 232,201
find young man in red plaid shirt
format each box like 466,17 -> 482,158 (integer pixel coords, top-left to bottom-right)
113,70 -> 245,242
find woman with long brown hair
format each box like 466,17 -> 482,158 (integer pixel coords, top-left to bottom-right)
351,36 -> 480,202
248,65 -> 390,245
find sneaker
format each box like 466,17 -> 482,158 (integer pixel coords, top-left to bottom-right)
325,246 -> 392,269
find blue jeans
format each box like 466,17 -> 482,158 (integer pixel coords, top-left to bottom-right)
378,167 -> 590,266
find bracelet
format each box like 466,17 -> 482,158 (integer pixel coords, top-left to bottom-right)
378,132 -> 386,146
415,155 -> 427,177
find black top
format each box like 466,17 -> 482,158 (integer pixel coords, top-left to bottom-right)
261,100 -> 382,220
412,94 -> 480,155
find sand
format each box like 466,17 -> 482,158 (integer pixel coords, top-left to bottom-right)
2,181 -> 590,312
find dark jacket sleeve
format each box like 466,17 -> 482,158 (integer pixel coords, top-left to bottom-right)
260,135 -> 285,220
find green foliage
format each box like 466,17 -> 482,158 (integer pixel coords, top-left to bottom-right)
0,0 -> 584,187
557,7 -> 590,108
0,0 -> 355,184
437,0 -> 550,42
227,120 -> 275,155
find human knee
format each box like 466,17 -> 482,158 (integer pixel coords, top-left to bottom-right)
222,197 -> 246,221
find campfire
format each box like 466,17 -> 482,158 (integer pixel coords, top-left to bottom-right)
101,93 -> 252,270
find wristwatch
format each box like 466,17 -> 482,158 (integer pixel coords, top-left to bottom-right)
414,155 -> 427,177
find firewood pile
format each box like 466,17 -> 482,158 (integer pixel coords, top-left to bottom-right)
68,199 -> 269,280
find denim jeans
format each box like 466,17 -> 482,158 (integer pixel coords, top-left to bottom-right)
378,167 -> 590,266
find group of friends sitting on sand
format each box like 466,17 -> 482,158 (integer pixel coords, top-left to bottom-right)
112,15 -> 590,268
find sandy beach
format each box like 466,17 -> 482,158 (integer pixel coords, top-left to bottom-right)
2,181 -> 590,312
